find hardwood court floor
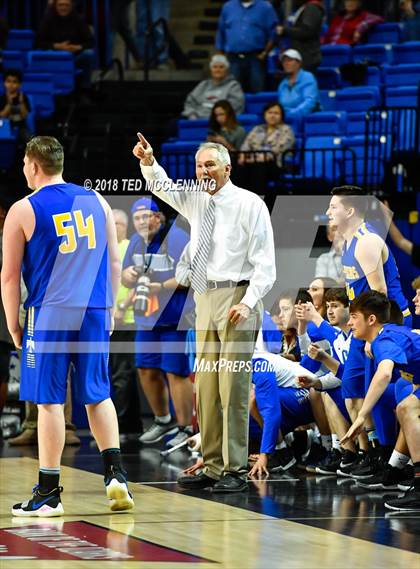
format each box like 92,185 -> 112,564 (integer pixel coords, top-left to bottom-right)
0,439 -> 419,569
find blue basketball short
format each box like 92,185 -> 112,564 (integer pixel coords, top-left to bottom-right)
341,336 -> 366,399
278,387 -> 314,434
325,386 -> 350,422
21,306 -> 111,405
395,376 -> 420,404
135,326 -> 190,377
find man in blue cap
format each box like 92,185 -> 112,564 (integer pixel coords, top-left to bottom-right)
121,197 -> 193,447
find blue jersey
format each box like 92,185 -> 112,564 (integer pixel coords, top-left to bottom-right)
342,222 -> 408,314
123,222 -> 190,329
372,324 -> 420,384
23,184 -> 112,309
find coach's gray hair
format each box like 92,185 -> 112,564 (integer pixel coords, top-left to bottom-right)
112,209 -> 129,225
195,142 -> 231,166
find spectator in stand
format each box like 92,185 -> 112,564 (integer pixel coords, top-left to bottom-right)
0,69 -> 31,143
315,225 -> 345,284
136,0 -> 170,70
216,0 -> 278,93
322,0 -> 384,46
182,55 -> 244,120
276,0 -> 325,72
207,100 -> 247,151
35,0 -> 95,89
110,0 -> 143,70
240,102 -> 295,167
277,49 -> 319,121
399,0 -> 420,40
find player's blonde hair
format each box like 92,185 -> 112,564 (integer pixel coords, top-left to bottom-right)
25,136 -> 64,175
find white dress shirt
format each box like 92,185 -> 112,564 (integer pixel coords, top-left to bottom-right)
140,161 -> 276,309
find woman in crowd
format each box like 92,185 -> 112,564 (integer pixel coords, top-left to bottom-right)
240,101 -> 295,167
207,100 -> 247,151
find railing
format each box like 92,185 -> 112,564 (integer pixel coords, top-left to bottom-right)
159,147 -> 357,195
364,104 -> 420,192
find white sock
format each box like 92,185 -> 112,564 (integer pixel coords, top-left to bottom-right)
388,450 -> 410,469
332,434 -> 341,451
155,414 -> 171,424
321,434 -> 332,451
275,440 -> 287,450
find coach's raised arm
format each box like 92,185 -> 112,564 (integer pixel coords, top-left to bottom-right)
133,131 -> 276,492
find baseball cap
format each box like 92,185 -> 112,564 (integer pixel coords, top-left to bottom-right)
281,49 -> 303,62
209,54 -> 229,68
131,198 -> 159,214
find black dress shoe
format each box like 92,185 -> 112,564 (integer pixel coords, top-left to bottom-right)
212,474 -> 248,493
177,472 -> 218,489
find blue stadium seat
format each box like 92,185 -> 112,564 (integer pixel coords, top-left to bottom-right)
366,67 -> 382,86
316,67 -> 341,89
319,45 -> 352,68
367,23 -> 403,44
2,50 -> 27,71
27,51 -> 75,94
335,86 -> 381,112
22,73 -> 55,117
353,44 -> 393,65
303,111 -> 346,137
319,90 -> 337,111
303,136 -> 344,181
177,119 -> 208,141
393,41 -> 420,64
161,141 -> 199,180
383,63 -> 420,87
6,29 -> 35,51
245,92 -> 278,115
385,86 -> 418,106
0,119 -> 17,169
177,114 -> 259,141
343,135 -> 392,185
346,112 -> 367,135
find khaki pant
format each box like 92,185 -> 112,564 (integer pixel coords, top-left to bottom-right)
194,285 -> 262,480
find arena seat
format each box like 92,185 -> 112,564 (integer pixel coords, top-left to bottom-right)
393,41 -> 420,63
245,92 -> 278,115
353,44 -> 393,65
2,50 -> 27,71
0,120 -> 17,169
319,90 -> 337,111
316,67 -> 341,90
385,86 -> 418,106
303,135 -> 344,181
303,111 -> 346,137
160,141 -> 199,180
346,111 -> 367,135
383,63 -> 420,86
22,73 -> 55,117
177,113 -> 259,141
335,86 -> 381,112
319,45 -> 352,68
27,51 -> 75,94
367,23 -> 403,44
6,29 -> 35,51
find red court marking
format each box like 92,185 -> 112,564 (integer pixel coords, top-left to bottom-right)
0,521 -> 215,562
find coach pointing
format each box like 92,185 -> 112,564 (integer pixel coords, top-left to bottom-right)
133,134 -> 275,492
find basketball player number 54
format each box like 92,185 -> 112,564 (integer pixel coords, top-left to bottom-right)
53,210 -> 96,254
